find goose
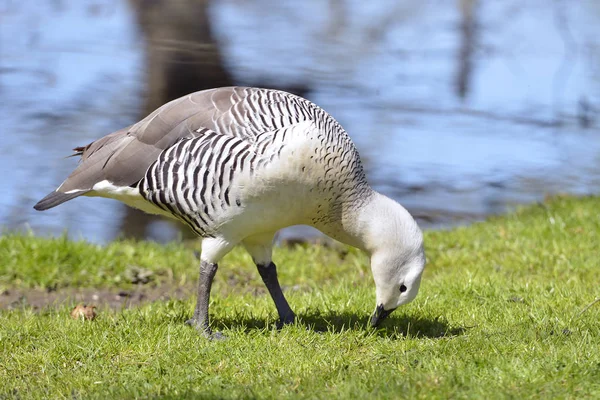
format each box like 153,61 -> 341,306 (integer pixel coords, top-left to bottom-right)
34,87 -> 426,337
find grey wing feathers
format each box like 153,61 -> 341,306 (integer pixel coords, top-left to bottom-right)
34,87 -> 313,211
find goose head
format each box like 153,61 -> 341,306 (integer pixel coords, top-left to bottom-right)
354,193 -> 426,327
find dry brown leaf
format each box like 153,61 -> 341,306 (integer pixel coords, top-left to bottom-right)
70,304 -> 97,321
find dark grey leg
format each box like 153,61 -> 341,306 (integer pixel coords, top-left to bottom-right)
257,262 -> 295,327
186,260 -> 223,339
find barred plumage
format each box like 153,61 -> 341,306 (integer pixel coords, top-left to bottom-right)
117,87 -> 371,239
34,87 -> 425,337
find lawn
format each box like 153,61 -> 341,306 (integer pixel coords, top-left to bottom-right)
1,196 -> 599,399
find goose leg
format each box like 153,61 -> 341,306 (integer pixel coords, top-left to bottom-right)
244,233 -> 295,327
256,261 -> 296,327
186,260 -> 223,339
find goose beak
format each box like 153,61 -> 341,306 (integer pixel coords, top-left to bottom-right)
370,304 -> 397,327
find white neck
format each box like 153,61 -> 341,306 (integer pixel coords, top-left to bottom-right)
340,192 -> 422,257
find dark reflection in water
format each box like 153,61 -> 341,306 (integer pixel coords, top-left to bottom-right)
1,0 -> 599,244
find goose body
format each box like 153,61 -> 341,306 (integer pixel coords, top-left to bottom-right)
35,87 -> 425,336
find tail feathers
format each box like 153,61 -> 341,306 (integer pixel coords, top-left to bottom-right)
33,190 -> 88,211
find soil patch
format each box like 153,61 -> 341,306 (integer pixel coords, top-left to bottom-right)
0,284 -> 196,310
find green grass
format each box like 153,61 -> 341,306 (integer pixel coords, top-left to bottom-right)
1,195 -> 599,399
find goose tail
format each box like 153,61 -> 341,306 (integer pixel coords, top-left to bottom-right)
33,190 -> 88,211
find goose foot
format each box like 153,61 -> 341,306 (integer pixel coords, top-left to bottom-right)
276,312 -> 296,329
185,318 -> 226,340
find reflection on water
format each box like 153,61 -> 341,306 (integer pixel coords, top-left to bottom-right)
1,0 -> 599,243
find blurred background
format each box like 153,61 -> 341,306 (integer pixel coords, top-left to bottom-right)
1,0 -> 599,244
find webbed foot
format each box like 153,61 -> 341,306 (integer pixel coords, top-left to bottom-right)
185,318 -> 225,340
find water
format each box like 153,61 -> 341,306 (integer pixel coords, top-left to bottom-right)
1,0 -> 599,244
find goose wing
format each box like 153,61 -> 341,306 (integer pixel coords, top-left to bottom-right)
34,87 -> 313,210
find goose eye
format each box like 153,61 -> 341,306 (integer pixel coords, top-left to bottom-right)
400,284 -> 407,293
